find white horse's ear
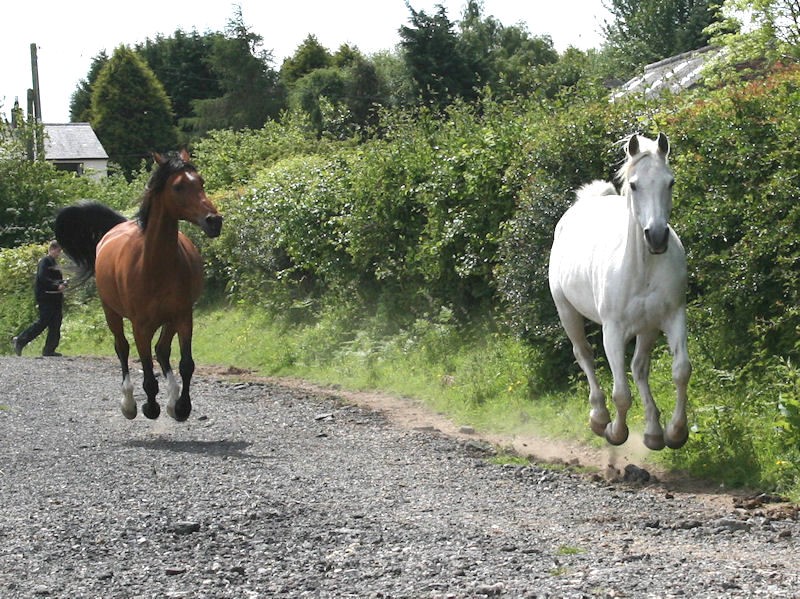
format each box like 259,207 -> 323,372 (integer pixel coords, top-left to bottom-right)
626,135 -> 640,157
657,132 -> 670,157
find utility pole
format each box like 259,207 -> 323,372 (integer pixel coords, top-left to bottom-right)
26,90 -> 35,160
30,43 -> 42,122
30,43 -> 44,159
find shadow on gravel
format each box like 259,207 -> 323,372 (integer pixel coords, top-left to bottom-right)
124,438 -> 258,459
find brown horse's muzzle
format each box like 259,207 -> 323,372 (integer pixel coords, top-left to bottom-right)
203,214 -> 223,238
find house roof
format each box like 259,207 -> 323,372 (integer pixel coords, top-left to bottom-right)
613,46 -> 722,99
43,123 -> 108,160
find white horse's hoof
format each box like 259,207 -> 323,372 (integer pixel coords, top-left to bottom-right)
604,422 -> 629,446
665,425 -> 689,449
643,433 -> 666,451
121,405 -> 137,420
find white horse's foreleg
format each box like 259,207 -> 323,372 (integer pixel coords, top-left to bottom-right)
665,311 -> 691,449
602,325 -> 632,446
632,331 -> 665,450
555,300 -> 610,436
121,373 -> 136,420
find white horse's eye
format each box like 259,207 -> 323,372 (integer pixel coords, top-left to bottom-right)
629,182 -> 637,191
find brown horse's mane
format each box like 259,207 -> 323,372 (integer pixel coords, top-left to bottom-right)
137,152 -> 197,230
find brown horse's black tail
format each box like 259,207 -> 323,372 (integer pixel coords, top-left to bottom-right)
54,201 -> 127,284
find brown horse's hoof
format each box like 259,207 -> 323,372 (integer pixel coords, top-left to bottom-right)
168,398 -> 191,422
142,401 -> 161,420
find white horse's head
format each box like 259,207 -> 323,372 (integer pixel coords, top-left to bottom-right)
618,133 -> 675,254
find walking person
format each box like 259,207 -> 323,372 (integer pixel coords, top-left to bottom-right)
13,241 -> 67,357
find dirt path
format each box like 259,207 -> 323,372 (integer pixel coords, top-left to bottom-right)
2,356 -> 798,598
202,365 -> 744,507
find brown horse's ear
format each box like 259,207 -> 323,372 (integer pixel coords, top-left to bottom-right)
152,152 -> 166,165
179,148 -> 191,163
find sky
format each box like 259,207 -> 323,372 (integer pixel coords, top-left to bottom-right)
1,1 -> 612,123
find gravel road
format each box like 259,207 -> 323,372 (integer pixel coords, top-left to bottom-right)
1,355 -> 799,598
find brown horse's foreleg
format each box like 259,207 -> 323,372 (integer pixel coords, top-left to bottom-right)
103,305 -> 136,420
132,325 -> 160,420
155,325 -> 181,420
171,323 -> 194,422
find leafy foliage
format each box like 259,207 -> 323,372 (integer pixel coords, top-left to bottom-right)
668,66 -> 800,368
0,244 -> 45,342
8,9 -> 800,495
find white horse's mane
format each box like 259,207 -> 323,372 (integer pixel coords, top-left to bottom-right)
576,180 -> 617,200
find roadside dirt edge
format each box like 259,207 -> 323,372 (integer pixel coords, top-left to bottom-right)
200,363 -> 773,514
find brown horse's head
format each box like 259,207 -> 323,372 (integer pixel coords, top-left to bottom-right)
140,149 -> 223,237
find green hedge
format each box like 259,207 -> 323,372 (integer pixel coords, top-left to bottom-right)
669,66 -> 800,369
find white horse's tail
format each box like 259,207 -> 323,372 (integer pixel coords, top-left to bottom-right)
577,180 -> 617,200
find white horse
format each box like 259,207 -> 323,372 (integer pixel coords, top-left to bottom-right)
548,133 -> 691,450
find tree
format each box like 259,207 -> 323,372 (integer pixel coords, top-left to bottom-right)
136,30 -> 224,139
91,46 -> 178,178
457,0 -> 560,98
602,0 -> 721,77
288,67 -> 347,137
706,0 -> 800,75
400,3 -> 473,107
69,51 -> 108,123
280,35 -> 334,86
189,7 -> 284,133
371,50 -> 417,109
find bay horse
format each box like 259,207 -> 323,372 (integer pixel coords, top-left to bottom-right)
548,133 -> 691,450
55,150 -> 222,421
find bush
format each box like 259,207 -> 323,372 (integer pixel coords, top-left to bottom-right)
0,244 -> 44,345
669,66 -> 800,368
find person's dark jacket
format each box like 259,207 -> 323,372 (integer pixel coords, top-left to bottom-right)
34,255 -> 63,305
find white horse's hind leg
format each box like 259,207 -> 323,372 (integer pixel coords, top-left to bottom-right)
554,299 -> 611,436
121,373 -> 136,420
665,312 -> 691,449
602,325 -> 632,445
164,370 -> 180,420
632,331 -> 665,450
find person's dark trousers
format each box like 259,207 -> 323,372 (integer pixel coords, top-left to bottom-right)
17,302 -> 62,355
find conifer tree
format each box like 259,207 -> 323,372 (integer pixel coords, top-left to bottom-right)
91,45 -> 178,178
